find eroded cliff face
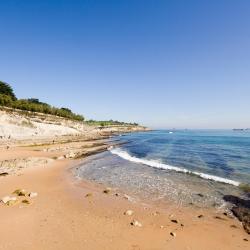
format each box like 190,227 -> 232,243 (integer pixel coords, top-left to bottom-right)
0,107 -> 148,144
0,108 -> 92,141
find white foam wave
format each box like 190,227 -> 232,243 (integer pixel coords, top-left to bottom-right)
109,147 -> 240,187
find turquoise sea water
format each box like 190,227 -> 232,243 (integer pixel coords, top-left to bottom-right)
75,130 -> 250,208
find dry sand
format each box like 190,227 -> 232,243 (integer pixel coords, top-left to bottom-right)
0,139 -> 249,250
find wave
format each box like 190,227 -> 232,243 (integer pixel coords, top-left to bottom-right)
109,147 -> 240,187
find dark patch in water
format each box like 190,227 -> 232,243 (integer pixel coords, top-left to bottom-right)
198,151 -> 235,174
147,138 -> 173,144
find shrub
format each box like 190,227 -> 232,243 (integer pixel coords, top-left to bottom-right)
0,94 -> 14,106
0,81 -> 16,100
0,81 -> 137,125
0,81 -> 85,121
85,119 -> 138,126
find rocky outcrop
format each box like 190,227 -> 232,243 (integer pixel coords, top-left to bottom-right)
223,195 -> 250,234
0,108 -> 149,146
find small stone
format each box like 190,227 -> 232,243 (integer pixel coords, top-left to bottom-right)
170,232 -> 176,237
198,215 -> 204,218
1,196 -> 17,204
103,188 -> 111,194
29,192 -> 38,198
57,156 -> 64,160
197,193 -> 204,197
67,152 -> 76,158
171,219 -> 178,224
0,172 -> 8,177
130,220 -> 142,227
6,199 -> 18,206
214,216 -> 226,220
13,189 -> 26,196
243,238 -> 248,241
124,194 -> 129,199
124,210 -> 134,216
64,152 -> 76,159
124,194 -> 132,201
85,193 -> 93,198
230,225 -> 238,228
160,225 -> 164,229
22,199 -> 30,204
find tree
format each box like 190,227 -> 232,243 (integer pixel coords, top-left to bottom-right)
27,98 -> 40,104
0,81 -> 85,121
0,81 -> 16,100
61,107 -> 72,113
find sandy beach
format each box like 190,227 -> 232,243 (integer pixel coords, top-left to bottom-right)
0,134 -> 249,250
1,1 -> 250,248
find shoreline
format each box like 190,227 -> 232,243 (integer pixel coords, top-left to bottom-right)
0,134 -> 249,249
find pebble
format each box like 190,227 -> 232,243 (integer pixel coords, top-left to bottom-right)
13,189 -> 27,196
124,194 -> 133,201
230,225 -> 238,228
22,199 -> 30,204
198,215 -> 204,218
103,188 -> 111,194
197,193 -> 204,197
29,192 -> 38,198
124,210 -> 134,216
171,219 -> 178,224
0,172 -> 8,176
131,220 -> 142,227
170,232 -> 176,237
64,152 -> 76,159
85,193 -> 93,198
214,216 -> 226,221
1,196 -> 17,204
7,200 -> 18,206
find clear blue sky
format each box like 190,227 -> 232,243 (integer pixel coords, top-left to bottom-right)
0,0 -> 249,129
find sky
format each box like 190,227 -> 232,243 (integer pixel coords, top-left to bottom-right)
0,0 -> 250,129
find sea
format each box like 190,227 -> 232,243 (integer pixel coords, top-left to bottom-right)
75,130 -> 250,209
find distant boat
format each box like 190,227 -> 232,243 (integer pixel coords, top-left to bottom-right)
169,131 -> 173,134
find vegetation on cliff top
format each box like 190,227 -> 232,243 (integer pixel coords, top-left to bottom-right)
0,80 -> 139,126
86,119 -> 138,127
0,81 -> 84,121
0,81 -> 17,100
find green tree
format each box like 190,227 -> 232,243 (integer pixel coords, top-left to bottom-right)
0,82 -> 85,121
61,107 -> 72,113
0,81 -> 16,100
